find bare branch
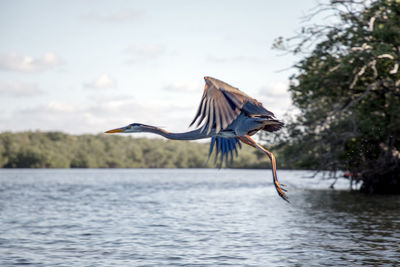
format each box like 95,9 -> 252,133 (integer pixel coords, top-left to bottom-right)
390,63 -> 399,74
351,43 -> 372,51
350,65 -> 367,89
377,54 -> 394,60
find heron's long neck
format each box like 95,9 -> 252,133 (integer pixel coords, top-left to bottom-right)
141,126 -> 209,140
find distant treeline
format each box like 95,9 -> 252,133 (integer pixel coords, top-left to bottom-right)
0,131 -> 278,169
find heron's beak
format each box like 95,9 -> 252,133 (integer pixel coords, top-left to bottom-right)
104,127 -> 125,133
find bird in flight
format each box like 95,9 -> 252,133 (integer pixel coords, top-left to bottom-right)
105,76 -> 288,201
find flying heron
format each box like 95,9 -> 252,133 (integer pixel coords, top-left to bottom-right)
105,76 -> 288,201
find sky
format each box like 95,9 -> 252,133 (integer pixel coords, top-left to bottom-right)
0,0 -> 319,135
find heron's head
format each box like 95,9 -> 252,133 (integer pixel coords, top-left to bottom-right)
105,123 -> 148,134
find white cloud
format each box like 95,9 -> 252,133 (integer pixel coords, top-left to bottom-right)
84,74 -> 116,89
0,81 -> 43,97
0,78 -> 293,134
256,81 -> 292,118
124,44 -> 166,63
82,9 -> 143,23
0,52 -> 63,73
259,81 -> 289,98
164,80 -> 203,93
0,98 -> 194,134
206,55 -> 265,64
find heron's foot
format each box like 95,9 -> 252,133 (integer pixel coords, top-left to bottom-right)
279,183 -> 287,192
274,181 -> 289,202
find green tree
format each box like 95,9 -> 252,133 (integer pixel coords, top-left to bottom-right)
275,0 -> 400,193
0,131 -> 275,169
5,147 -> 48,168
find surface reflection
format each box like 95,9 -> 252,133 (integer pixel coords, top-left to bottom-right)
287,190 -> 400,266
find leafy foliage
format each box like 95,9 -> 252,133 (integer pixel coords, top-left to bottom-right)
274,0 -> 400,193
0,131 -> 276,169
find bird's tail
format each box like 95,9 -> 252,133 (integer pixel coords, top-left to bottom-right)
250,114 -> 284,132
262,120 -> 284,132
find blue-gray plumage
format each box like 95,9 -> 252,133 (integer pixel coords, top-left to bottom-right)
105,76 -> 288,201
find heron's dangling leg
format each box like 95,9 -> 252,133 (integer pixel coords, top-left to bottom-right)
239,135 -> 289,202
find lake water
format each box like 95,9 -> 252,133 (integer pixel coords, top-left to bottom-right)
0,169 -> 399,266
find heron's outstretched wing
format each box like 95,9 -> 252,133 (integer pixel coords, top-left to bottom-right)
190,77 -> 262,134
208,137 -> 242,167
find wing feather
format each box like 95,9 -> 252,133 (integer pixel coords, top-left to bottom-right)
198,99 -> 209,127
190,90 -> 207,127
218,101 -> 230,129
199,99 -> 210,131
214,102 -> 221,133
190,77 -> 258,133
207,99 -> 215,134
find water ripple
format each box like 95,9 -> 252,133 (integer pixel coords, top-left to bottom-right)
0,169 -> 399,266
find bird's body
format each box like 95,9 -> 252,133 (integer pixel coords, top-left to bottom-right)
105,76 -> 288,201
